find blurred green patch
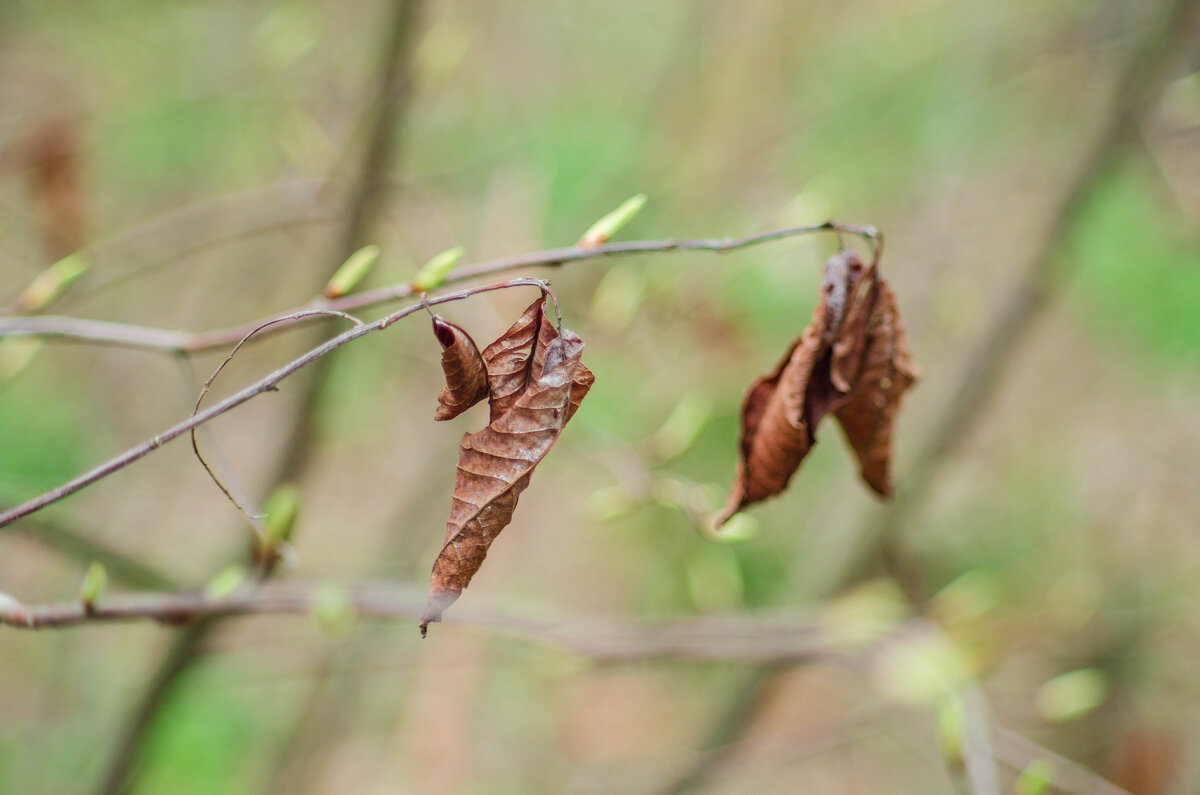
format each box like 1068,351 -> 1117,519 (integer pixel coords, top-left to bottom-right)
104,96 -> 279,189
134,665 -> 271,795
1071,166 -> 1200,369
0,384 -> 91,500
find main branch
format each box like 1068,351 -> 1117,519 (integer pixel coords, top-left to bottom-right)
0,221 -> 878,354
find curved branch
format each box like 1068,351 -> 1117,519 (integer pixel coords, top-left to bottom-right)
0,278 -> 547,529
0,221 -> 878,354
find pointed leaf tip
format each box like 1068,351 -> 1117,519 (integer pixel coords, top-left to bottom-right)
323,244 -> 380,298
579,193 -> 647,248
411,246 -> 465,292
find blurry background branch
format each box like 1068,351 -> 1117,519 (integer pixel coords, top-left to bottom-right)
86,2 -> 429,792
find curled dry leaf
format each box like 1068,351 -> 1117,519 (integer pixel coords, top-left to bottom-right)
432,316 -> 489,421
716,250 -> 918,526
832,276 -> 920,496
421,298 -> 592,634
482,298 -> 594,423
481,300 -> 543,421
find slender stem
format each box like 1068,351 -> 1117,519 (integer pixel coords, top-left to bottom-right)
0,279 -> 546,530
0,221 -> 877,354
189,309 -> 364,523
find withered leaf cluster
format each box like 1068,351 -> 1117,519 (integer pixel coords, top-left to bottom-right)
422,298 -> 594,635
716,250 -> 920,527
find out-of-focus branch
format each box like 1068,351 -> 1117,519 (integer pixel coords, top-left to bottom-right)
0,580 -> 879,663
0,221 -> 880,354
993,728 -> 1134,795
91,5 -> 426,791
0,279 -> 545,530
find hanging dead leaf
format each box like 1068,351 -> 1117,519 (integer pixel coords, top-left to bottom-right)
831,270 -> 920,496
533,310 -> 595,424
481,298 -> 594,423
421,322 -> 590,635
715,251 -> 859,526
716,249 -> 919,523
431,316 -> 489,421
481,299 -> 543,420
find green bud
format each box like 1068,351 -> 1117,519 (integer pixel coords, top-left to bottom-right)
410,246 -> 465,292
579,193 -> 647,247
17,253 -> 90,311
323,244 -> 380,298
262,485 -> 301,545
1036,668 -> 1107,722
204,565 -> 248,600
79,562 -> 108,611
1013,758 -> 1055,795
311,585 -> 356,637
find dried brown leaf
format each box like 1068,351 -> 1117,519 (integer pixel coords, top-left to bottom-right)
715,253 -> 856,526
432,317 -> 489,421
421,322 -> 590,635
481,298 -> 594,423
831,270 -> 920,496
481,299 -> 543,421
533,310 -> 594,423
717,250 -> 920,523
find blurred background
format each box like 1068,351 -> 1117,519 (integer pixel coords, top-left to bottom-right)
2,0 -> 1200,793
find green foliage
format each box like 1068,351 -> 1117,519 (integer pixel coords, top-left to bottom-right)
1072,166 -> 1200,368
0,386 -> 91,500
134,667 -> 274,795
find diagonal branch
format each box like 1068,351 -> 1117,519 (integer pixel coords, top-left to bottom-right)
0,279 -> 546,530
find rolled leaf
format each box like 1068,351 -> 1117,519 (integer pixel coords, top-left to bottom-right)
432,316 -> 489,420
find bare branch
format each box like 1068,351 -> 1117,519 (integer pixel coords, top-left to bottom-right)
0,221 -> 879,355
0,579 -> 880,663
189,308 -> 364,523
0,278 -> 547,529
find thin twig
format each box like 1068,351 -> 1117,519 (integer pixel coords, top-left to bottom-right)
189,308 -> 364,523
0,279 -> 546,530
0,221 -> 879,354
